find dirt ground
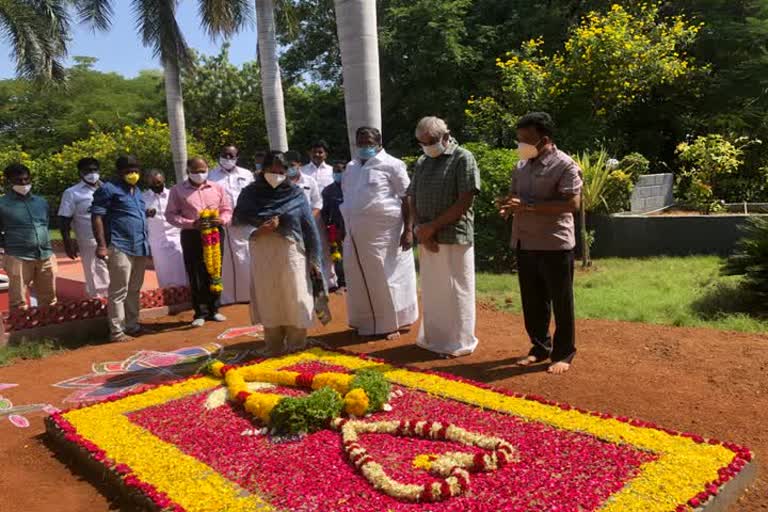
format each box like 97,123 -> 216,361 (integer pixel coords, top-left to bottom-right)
0,296 -> 765,511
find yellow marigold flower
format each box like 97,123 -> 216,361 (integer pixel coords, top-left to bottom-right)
343,388 -> 369,416
313,373 -> 353,394
412,454 -> 438,471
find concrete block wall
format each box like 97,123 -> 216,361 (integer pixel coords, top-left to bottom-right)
630,173 -> 674,213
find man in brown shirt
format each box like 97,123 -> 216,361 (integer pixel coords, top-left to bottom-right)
499,112 -> 583,374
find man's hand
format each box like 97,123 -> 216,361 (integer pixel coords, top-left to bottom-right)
257,216 -> 279,235
209,217 -> 223,227
95,246 -> 108,261
421,237 -> 440,253
497,196 -> 523,220
414,224 -> 440,253
400,229 -> 414,251
64,239 -> 79,260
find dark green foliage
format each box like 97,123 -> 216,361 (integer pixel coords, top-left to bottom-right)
269,387 -> 344,435
349,369 -> 390,413
722,216 -> 768,304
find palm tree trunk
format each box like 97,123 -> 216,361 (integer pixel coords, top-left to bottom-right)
334,0 -> 382,156
580,191 -> 590,268
163,57 -> 188,182
256,0 -> 289,152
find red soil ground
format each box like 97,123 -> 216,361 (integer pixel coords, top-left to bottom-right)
0,296 -> 765,511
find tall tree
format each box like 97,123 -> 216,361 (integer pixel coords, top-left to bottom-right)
0,0 -> 70,82
256,0 -> 289,151
73,0 -> 251,180
334,0 -> 381,154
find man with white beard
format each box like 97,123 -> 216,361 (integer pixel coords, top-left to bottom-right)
209,144 -> 254,304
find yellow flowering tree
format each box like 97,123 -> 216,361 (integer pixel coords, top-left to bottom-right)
466,3 -> 702,148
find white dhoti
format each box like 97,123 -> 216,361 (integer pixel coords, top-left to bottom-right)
249,232 -> 314,329
417,244 -> 478,357
77,236 -> 109,298
221,224 -> 253,305
148,237 -> 187,288
343,215 -> 418,336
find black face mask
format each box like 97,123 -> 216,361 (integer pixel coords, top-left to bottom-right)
150,185 -> 165,194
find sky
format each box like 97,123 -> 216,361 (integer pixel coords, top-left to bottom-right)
0,2 -> 257,79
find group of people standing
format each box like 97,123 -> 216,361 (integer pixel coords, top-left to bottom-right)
1,111 -> 582,374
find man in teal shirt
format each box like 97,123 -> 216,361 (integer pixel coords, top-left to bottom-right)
0,163 -> 57,310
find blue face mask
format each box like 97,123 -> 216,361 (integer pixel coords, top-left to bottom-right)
254,163 -> 263,171
333,173 -> 343,184
357,146 -> 378,160
286,166 -> 300,179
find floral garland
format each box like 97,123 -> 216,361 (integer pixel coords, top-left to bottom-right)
331,418 -> 517,503
208,360 -> 390,434
328,224 -> 342,262
200,209 -> 223,294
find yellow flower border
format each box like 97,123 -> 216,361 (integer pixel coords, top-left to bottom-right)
60,348 -> 744,512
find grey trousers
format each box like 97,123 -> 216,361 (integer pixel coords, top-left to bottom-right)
107,246 -> 148,339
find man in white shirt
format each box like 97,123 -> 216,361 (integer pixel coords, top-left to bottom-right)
142,169 -> 187,288
209,144 -> 254,304
58,158 -> 109,298
300,141 -> 334,191
340,127 -> 418,338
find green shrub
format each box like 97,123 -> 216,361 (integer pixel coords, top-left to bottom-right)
618,152 -> 650,179
722,216 -> 768,305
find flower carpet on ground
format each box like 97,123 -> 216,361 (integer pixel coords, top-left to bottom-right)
46,348 -> 755,512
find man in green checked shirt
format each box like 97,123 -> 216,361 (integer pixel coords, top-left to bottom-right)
407,116 -> 481,358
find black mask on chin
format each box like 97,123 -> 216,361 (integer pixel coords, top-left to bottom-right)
150,185 -> 165,194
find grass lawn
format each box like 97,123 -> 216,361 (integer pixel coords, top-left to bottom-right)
0,339 -> 63,367
477,256 -> 768,333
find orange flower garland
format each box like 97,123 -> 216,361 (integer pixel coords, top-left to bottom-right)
200,209 -> 223,294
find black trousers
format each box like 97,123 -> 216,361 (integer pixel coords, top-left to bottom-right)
516,248 -> 576,363
181,229 -> 223,319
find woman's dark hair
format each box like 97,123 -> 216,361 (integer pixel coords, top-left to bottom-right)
516,112 -> 555,138
263,151 -> 289,170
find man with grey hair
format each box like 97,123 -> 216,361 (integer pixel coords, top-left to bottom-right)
408,116 -> 481,357
341,126 -> 418,339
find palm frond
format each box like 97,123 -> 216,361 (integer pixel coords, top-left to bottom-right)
134,0 -> 192,69
0,0 -> 71,82
197,0 -> 253,39
72,0 -> 113,32
574,149 -> 613,213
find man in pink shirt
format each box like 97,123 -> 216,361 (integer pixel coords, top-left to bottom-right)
166,157 -> 233,327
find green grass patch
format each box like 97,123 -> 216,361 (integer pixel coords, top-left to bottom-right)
0,339 -> 64,366
477,256 -> 768,333
48,229 -> 63,241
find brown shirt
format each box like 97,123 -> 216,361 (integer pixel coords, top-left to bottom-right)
509,145 -> 583,251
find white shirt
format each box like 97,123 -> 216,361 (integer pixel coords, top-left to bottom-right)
142,188 -> 182,245
341,149 -> 410,218
296,174 -> 323,211
58,181 -> 100,241
209,165 -> 254,208
301,161 -> 334,191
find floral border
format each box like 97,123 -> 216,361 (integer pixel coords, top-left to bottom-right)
47,348 -> 754,512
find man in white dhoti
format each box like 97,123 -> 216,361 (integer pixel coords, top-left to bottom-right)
341,127 -> 418,339
209,144 -> 254,304
408,117 -> 481,357
58,158 -> 109,298
142,170 -> 187,288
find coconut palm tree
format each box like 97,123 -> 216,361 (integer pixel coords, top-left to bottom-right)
255,0 -> 288,152
0,0 -> 70,82
334,0 -> 381,154
74,0 -> 251,181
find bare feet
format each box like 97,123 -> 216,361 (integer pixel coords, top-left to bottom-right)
385,332 -> 401,341
515,355 -> 541,367
547,361 -> 571,375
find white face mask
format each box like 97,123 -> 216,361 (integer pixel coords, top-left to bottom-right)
83,172 -> 100,185
189,172 -> 208,184
13,184 -> 32,195
264,172 -> 286,189
422,142 -> 445,158
219,157 -> 237,171
517,141 -> 541,160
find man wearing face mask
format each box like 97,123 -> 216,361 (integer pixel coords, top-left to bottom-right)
498,112 -> 583,375
209,144 -> 254,305
287,151 -> 323,217
92,156 -> 151,342
0,163 -> 57,310
142,169 -> 187,288
341,127 -> 418,340
408,116 -> 481,358
167,157 -> 233,327
322,161 -> 347,290
301,140 -> 334,191
58,157 -> 109,298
